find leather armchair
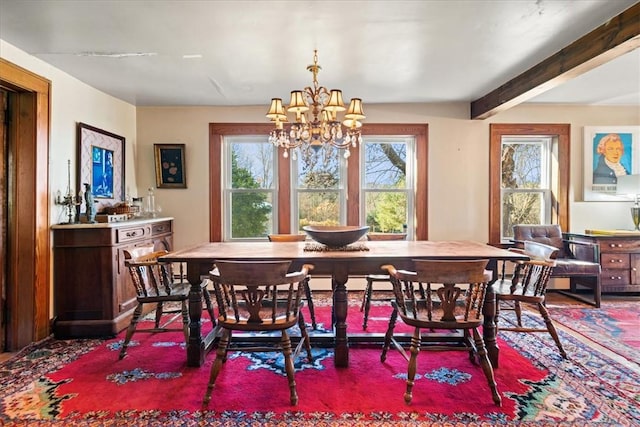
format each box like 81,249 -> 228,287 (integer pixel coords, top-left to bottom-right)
513,224 -> 602,307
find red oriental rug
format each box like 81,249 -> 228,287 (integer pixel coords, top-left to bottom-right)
1,295 -> 638,426
547,301 -> 640,365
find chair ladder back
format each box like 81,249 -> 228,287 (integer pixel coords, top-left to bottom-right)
390,259 -> 491,324
513,259 -> 555,297
125,249 -> 173,297
211,260 -> 309,325
466,282 -> 487,320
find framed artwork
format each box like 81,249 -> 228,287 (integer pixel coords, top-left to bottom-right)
154,143 -> 187,188
77,122 -> 125,212
584,126 -> 640,201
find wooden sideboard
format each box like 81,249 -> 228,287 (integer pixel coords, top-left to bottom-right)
52,217 -> 174,338
569,231 -> 640,294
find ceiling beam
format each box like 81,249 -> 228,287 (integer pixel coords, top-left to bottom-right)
470,3 -> 640,120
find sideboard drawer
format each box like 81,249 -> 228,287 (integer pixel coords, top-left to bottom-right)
601,253 -> 630,268
116,225 -> 149,243
598,239 -> 640,252
152,220 -> 172,236
601,268 -> 630,286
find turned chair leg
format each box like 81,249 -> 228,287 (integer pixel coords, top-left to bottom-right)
514,301 -> 523,327
120,303 -> 143,359
280,330 -> 299,406
154,302 -> 164,329
538,302 -> 567,359
297,314 -> 314,362
381,308 -> 398,362
404,328 -> 421,405
203,329 -> 230,406
472,327 -> 502,407
302,278 -> 317,330
362,277 -> 375,330
180,300 -> 189,344
202,285 -> 216,327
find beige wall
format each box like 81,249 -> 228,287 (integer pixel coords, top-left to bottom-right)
1,40 -> 138,226
3,38 -> 639,292
136,103 -> 640,250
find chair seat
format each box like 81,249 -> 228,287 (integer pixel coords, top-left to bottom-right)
493,280 -> 545,303
551,259 -> 600,276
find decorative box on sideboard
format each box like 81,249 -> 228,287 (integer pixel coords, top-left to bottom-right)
52,217 -> 174,338
568,230 -> 640,294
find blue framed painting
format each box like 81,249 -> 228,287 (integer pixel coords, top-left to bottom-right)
583,126 -> 640,201
77,123 -> 125,213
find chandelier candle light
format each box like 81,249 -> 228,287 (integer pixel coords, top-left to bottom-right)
266,50 -> 365,160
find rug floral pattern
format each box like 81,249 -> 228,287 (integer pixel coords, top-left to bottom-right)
1,302 -> 638,427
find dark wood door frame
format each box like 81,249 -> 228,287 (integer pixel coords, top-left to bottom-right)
0,58 -> 51,350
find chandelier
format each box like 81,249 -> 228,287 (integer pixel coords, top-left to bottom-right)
266,50 -> 365,160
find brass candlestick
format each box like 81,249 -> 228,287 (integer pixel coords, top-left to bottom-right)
55,160 -> 82,224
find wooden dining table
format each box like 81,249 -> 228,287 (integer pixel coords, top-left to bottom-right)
161,240 -> 527,368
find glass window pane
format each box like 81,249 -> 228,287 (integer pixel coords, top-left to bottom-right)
230,192 -> 273,238
502,192 -> 543,239
296,146 -> 340,189
298,191 -> 340,228
365,191 -> 407,232
364,142 -> 407,189
501,143 -> 542,189
230,141 -> 274,189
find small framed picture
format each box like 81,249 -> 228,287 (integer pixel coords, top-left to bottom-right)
154,144 -> 187,188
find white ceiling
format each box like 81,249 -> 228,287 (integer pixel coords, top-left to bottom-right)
1,0 -> 638,111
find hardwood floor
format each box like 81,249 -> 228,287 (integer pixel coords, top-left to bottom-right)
0,352 -> 17,363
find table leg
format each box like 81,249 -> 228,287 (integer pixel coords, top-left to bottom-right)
483,261 -> 499,368
332,264 -> 349,367
186,263 -> 205,367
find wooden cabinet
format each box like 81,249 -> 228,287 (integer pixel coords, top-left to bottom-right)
52,218 -> 174,338
570,232 -> 640,294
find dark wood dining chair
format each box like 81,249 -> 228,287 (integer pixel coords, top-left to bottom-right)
203,260 -> 314,406
380,259 -> 501,406
268,233 -> 317,329
120,246 -> 216,359
495,240 -> 567,359
360,232 -> 407,329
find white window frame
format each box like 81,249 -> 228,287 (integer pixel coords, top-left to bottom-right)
222,135 -> 278,241
360,136 -> 416,240
500,136 -> 553,242
290,150 -> 348,232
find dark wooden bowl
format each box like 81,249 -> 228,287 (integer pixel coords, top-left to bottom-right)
303,225 -> 370,248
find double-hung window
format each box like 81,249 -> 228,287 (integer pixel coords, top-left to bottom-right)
500,136 -> 552,241
361,137 -> 414,238
223,136 -> 277,240
211,123 -> 429,241
488,123 -> 570,245
292,146 -> 347,231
